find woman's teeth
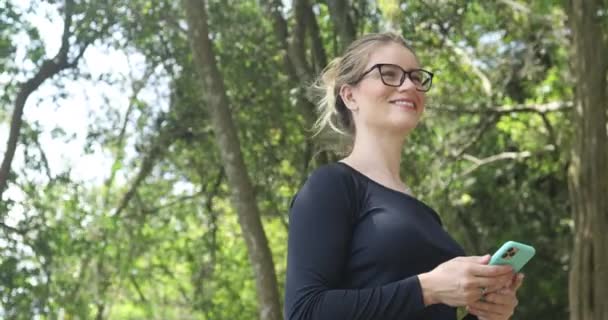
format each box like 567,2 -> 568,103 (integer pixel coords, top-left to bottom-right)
393,100 -> 415,109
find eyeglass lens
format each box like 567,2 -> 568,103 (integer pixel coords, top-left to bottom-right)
378,65 -> 432,91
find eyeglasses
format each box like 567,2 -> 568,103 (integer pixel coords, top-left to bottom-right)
356,64 -> 434,92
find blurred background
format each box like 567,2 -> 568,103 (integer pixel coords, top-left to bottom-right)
1,0 -> 606,319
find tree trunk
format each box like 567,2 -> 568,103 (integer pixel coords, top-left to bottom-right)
262,0 -> 330,168
182,1 -> 282,319
304,0 -> 327,73
567,1 -> 608,320
262,0 -> 316,124
326,0 -> 357,50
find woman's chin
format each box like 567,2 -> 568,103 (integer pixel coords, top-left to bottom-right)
392,115 -> 421,133
381,119 -> 419,137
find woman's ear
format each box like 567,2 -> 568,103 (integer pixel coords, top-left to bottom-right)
339,84 -> 358,111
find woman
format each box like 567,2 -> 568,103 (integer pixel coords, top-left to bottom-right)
284,32 -> 524,320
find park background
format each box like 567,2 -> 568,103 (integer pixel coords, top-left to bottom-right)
1,0 -> 606,319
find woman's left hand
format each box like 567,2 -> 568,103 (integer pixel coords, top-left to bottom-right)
466,273 -> 524,320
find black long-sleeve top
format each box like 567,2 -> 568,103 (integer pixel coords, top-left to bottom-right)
284,162 -> 467,320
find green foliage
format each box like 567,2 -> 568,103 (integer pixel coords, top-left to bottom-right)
1,0 -> 594,318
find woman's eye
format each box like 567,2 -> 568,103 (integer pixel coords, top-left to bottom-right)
410,73 -> 422,83
381,71 -> 398,78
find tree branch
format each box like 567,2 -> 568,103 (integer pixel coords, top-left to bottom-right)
439,34 -> 493,97
0,0 -> 79,197
112,122 -> 175,217
129,275 -> 148,303
155,262 -> 192,304
419,3 -> 492,98
304,1 -> 327,72
0,221 -> 26,235
139,190 -> 205,215
433,101 -> 574,115
450,114 -> 499,159
458,144 -> 556,178
103,63 -> 157,206
31,130 -> 53,182
438,101 -> 571,159
539,112 -> 558,151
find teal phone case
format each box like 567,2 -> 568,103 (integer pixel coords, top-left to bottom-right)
489,241 -> 535,273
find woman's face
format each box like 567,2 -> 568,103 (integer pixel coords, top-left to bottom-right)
341,42 -> 426,136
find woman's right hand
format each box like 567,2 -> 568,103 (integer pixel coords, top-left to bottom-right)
418,255 -> 514,307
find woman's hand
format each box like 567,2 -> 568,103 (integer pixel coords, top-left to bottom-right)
466,273 -> 525,320
418,255 -> 514,307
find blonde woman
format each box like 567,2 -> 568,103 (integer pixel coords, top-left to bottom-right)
284,33 -> 524,320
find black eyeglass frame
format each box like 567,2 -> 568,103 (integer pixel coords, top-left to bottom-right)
355,63 -> 434,92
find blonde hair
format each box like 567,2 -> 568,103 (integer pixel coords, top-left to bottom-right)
311,32 -> 417,154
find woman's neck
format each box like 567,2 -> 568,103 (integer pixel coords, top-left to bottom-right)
342,128 -> 406,185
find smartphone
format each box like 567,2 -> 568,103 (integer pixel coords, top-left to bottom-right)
489,241 -> 535,273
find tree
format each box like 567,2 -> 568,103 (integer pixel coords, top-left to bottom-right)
1,0 -> 86,197
182,0 -> 282,319
1,0 -> 591,318
566,1 -> 608,319
326,0 -> 356,49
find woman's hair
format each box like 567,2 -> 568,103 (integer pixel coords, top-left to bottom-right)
311,32 -> 417,154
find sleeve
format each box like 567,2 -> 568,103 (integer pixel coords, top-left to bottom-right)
284,166 -> 426,320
